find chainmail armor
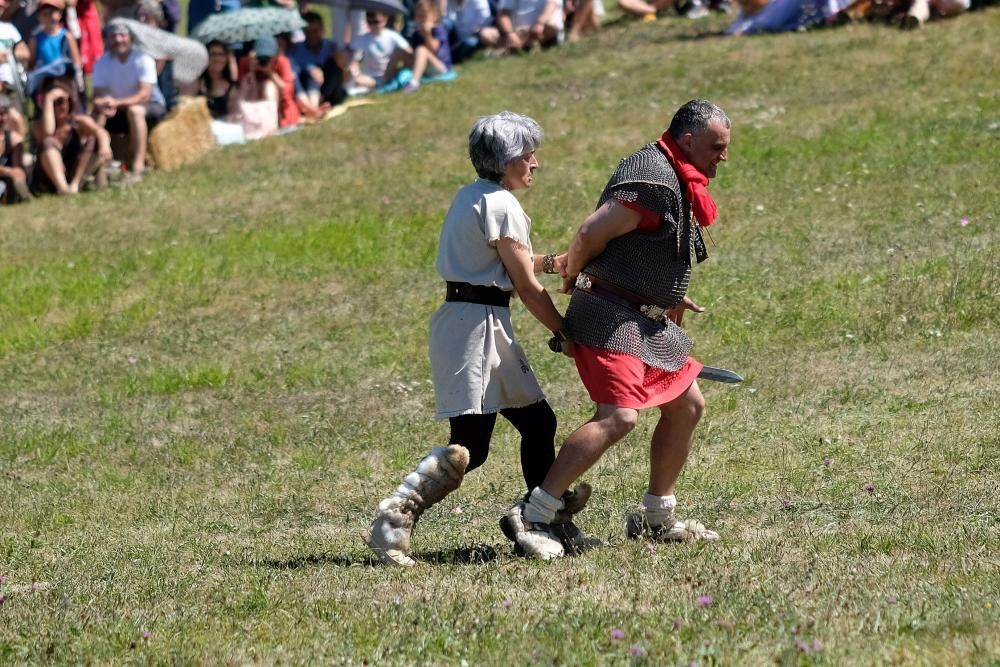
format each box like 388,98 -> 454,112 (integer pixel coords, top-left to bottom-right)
565,143 -> 708,371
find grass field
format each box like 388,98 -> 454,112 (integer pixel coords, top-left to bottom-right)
1,7 -> 998,665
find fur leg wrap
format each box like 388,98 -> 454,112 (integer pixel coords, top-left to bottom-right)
365,445 -> 470,566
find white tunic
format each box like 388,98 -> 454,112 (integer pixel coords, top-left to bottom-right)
430,179 -> 544,418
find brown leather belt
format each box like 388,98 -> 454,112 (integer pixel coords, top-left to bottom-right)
574,272 -> 668,321
445,281 -> 511,308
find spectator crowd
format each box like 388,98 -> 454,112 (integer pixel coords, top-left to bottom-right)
0,0 -> 986,203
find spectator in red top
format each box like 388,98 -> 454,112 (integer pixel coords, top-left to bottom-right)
274,33 -> 300,128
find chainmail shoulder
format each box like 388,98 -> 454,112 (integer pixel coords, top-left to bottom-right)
565,143 -> 705,370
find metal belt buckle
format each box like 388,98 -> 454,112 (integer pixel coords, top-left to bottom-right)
640,304 -> 665,320
575,274 -> 592,290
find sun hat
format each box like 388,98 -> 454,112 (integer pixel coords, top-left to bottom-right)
253,35 -> 278,59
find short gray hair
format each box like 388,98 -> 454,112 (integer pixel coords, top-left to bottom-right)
668,99 -> 730,140
468,112 -> 543,182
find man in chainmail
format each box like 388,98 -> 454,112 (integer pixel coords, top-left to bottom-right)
508,99 -> 732,559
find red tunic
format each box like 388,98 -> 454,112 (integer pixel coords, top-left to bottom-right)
572,200 -> 702,409
75,0 -> 103,74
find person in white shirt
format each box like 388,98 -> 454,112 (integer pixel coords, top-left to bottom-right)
496,0 -> 563,53
348,11 -> 410,92
91,20 -> 165,180
443,0 -> 499,63
0,2 -> 30,136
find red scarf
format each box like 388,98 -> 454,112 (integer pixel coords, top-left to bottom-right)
656,133 -> 718,228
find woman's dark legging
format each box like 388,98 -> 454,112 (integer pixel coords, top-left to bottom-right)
448,400 -> 556,492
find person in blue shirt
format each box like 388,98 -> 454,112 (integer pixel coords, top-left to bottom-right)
288,12 -> 346,113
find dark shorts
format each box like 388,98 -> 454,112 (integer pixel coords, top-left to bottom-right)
104,101 -> 167,135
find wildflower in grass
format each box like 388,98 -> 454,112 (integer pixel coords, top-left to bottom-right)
887,594 -> 897,604
796,640 -> 810,653
960,217 -> 970,226
781,495 -> 791,508
30,583 -> 38,593
696,595 -> 712,607
811,639 -> 822,652
645,542 -> 656,554
501,599 -> 512,609
0,575 -> 5,584
611,628 -> 625,640
630,644 -> 646,657
142,630 -> 152,640
451,506 -> 463,514
823,457 -> 832,466
673,619 -> 682,631
0,595 -> 5,606
128,355 -> 137,364
863,482 -> 875,494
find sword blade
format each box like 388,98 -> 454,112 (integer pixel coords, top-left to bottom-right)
697,366 -> 743,384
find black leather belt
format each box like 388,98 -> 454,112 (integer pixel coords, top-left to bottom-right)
445,281 -> 511,307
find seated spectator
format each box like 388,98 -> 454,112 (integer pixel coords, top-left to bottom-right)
0,92 -> 31,202
28,0 -> 82,75
725,0 -> 850,33
349,11 -> 411,92
496,0 -> 563,52
443,0 -> 499,63
892,0 -> 969,27
288,12 -> 346,115
616,0 -> 675,21
198,39 -> 237,120
387,0 -> 454,93
273,33 -> 300,127
236,36 -> 280,140
91,21 -> 165,180
565,0 -> 602,42
30,64 -> 111,194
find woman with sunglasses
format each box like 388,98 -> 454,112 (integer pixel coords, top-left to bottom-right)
30,72 -> 110,195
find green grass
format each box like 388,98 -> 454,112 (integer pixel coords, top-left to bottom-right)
1,9 -> 999,665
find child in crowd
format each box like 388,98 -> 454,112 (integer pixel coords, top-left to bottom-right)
395,0 -> 454,93
349,11 -> 411,93
28,0 -> 83,73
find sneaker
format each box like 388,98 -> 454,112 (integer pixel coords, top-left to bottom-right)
402,81 -> 420,94
499,503 -> 564,560
626,512 -> 719,543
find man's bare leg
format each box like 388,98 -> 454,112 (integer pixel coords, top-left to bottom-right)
539,404 -> 638,499
126,104 -> 148,174
648,380 -> 704,496
630,380 -> 717,542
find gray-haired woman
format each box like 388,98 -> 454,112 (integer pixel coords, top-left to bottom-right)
365,111 -> 589,566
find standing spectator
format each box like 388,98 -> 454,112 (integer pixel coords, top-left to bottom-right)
496,0 -> 563,53
349,11 -> 410,92
30,66 -> 111,194
443,0 -> 499,63
0,0 -> 30,110
187,0 -> 239,35
288,12 -> 346,114
28,0 -> 83,73
91,21 -> 165,181
0,93 -> 31,202
66,0 -> 103,74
